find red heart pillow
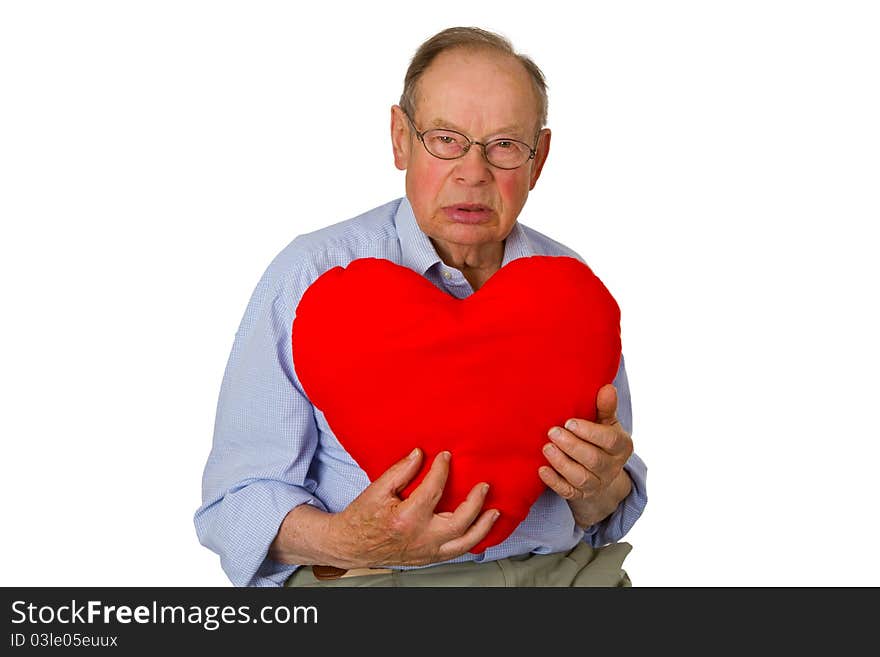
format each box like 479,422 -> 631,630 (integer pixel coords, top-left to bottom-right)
292,256 -> 621,553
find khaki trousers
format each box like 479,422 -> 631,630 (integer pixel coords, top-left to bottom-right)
285,541 -> 632,587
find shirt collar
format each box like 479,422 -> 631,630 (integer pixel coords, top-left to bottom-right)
394,196 -> 536,275
500,217 -> 534,265
395,196 -> 442,275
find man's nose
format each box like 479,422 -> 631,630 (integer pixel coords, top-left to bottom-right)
454,143 -> 491,184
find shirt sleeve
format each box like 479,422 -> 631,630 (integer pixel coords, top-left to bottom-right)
193,264 -> 325,587
581,353 -> 649,546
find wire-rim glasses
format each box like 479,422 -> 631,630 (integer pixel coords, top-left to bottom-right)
404,112 -> 538,170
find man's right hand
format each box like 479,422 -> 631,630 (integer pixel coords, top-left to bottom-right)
327,448 -> 500,568
268,448 -> 499,569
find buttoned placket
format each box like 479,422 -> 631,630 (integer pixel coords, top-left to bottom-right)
438,266 -> 474,299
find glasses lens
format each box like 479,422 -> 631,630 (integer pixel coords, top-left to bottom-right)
423,130 -> 467,159
486,140 -> 531,169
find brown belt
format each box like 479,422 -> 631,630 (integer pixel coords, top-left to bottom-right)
311,565 -> 394,581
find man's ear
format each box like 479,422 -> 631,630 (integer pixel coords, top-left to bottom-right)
529,128 -> 551,190
391,105 -> 412,171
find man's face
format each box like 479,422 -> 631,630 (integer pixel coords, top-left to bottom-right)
391,48 -> 551,252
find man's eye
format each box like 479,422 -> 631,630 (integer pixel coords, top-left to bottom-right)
436,135 -> 457,144
496,141 -> 514,149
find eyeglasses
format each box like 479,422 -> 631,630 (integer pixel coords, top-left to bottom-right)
404,112 -> 538,170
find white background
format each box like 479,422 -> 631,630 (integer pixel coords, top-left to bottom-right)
2,1 -> 878,587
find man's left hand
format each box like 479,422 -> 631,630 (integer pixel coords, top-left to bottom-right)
539,383 -> 634,528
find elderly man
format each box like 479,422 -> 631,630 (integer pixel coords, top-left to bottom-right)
195,26 -> 647,587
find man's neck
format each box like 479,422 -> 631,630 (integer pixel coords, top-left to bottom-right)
430,238 -> 504,291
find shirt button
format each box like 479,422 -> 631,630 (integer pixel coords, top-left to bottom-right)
443,271 -> 452,280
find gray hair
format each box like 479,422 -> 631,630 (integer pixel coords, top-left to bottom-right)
399,27 -> 549,131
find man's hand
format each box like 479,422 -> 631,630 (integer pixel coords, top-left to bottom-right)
328,449 -> 500,568
268,448 -> 499,570
539,384 -> 634,528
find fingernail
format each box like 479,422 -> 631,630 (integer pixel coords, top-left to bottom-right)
492,510 -> 501,521
441,450 -> 451,461
481,483 -> 490,495
409,448 -> 420,460
548,427 -> 561,438
565,419 -> 578,432
543,443 -> 556,457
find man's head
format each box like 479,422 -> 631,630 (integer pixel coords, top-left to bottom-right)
391,27 -> 551,258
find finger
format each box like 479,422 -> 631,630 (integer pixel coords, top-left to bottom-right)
375,447 -> 424,497
437,509 -> 501,560
539,463 -> 600,500
542,441 -> 604,491
547,427 -> 609,475
560,419 -> 632,457
402,450 -> 451,512
440,482 -> 491,538
595,384 -> 619,426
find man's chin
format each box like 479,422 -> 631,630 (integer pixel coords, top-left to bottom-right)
437,222 -> 501,244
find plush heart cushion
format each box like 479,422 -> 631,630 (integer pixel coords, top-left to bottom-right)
291,255 -> 621,553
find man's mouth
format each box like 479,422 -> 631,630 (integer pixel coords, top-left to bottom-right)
442,204 -> 493,223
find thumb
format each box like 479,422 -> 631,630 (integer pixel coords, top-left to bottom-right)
596,384 -> 619,425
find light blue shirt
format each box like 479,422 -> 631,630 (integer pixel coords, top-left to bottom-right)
194,197 -> 648,587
